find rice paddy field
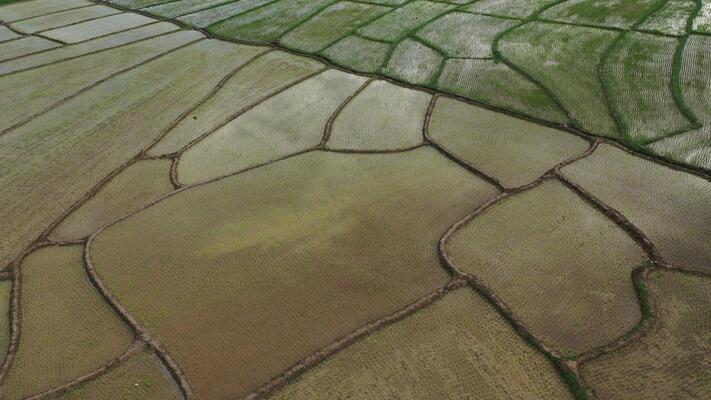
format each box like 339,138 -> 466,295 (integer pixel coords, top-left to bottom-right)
0,0 -> 709,399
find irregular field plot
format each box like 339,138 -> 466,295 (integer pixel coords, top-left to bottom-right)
382,38 -> 442,85
0,280 -> 10,365
49,159 -> 174,242
148,50 -> 323,156
562,144 -> 711,274
177,0 -> 275,28
446,180 -> 647,355
429,97 -> 588,188
272,289 -> 572,399
59,349 -> 182,400
327,80 -> 431,151
415,12 -> 515,58
177,69 -> 367,184
89,148 -> 499,399
500,22 -> 619,136
207,0 -> 334,43
0,39 -> 254,270
463,0 -> 559,18
3,246 -> 133,400
321,35 -> 389,73
144,0 -> 233,19
581,270 -> 711,399
436,58 -> 568,123
0,26 -> 21,42
639,0 -> 696,35
356,0 -> 454,43
540,0 -> 661,29
605,32 -> 693,142
279,1 -> 391,53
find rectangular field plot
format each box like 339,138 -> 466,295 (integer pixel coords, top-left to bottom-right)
177,0 -> 275,28
356,0 -> 454,43
272,289 -> 573,399
41,12 -> 156,43
0,35 -> 60,62
0,0 -> 92,22
604,32 -> 695,142
279,1 -> 391,53
540,0 -> 660,29
500,22 -> 619,136
0,22 -> 180,75
9,5 -> 120,34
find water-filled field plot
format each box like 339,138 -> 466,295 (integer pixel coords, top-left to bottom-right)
1,0 -> 709,399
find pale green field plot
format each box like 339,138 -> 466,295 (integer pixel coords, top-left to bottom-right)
0,22 -> 180,75
0,29 -> 202,133
0,35 -> 60,62
446,180 -> 647,355
463,0 -> 559,18
60,350 -> 182,400
49,159 -> 174,242
0,281 -> 10,366
42,12 -> 156,43
692,0 -> 711,32
2,246 -> 133,400
90,148 -> 498,399
500,22 -> 619,136
540,0 -> 660,29
321,35 -> 389,73
207,0 -> 334,43
0,0 -> 91,22
0,26 -> 21,42
639,0 -> 696,35
649,34 -> 711,169
429,97 -> 587,187
382,38 -> 442,85
112,0 -> 172,8
356,0 -> 454,43
605,32 -> 694,142
415,12 -> 516,58
327,80 -> 431,151
144,0 -> 233,19
178,69 -> 367,184
279,1 -> 390,53
563,144 -> 711,274
177,0 -> 274,28
581,270 -> 711,399
272,289 -> 572,399
9,5 -> 120,34
0,39 -> 254,271
436,58 -> 568,123
149,50 -> 323,156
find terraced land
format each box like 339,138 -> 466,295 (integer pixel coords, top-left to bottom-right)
0,1 -> 709,400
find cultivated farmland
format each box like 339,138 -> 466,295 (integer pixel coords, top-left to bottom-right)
0,0 -> 709,399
